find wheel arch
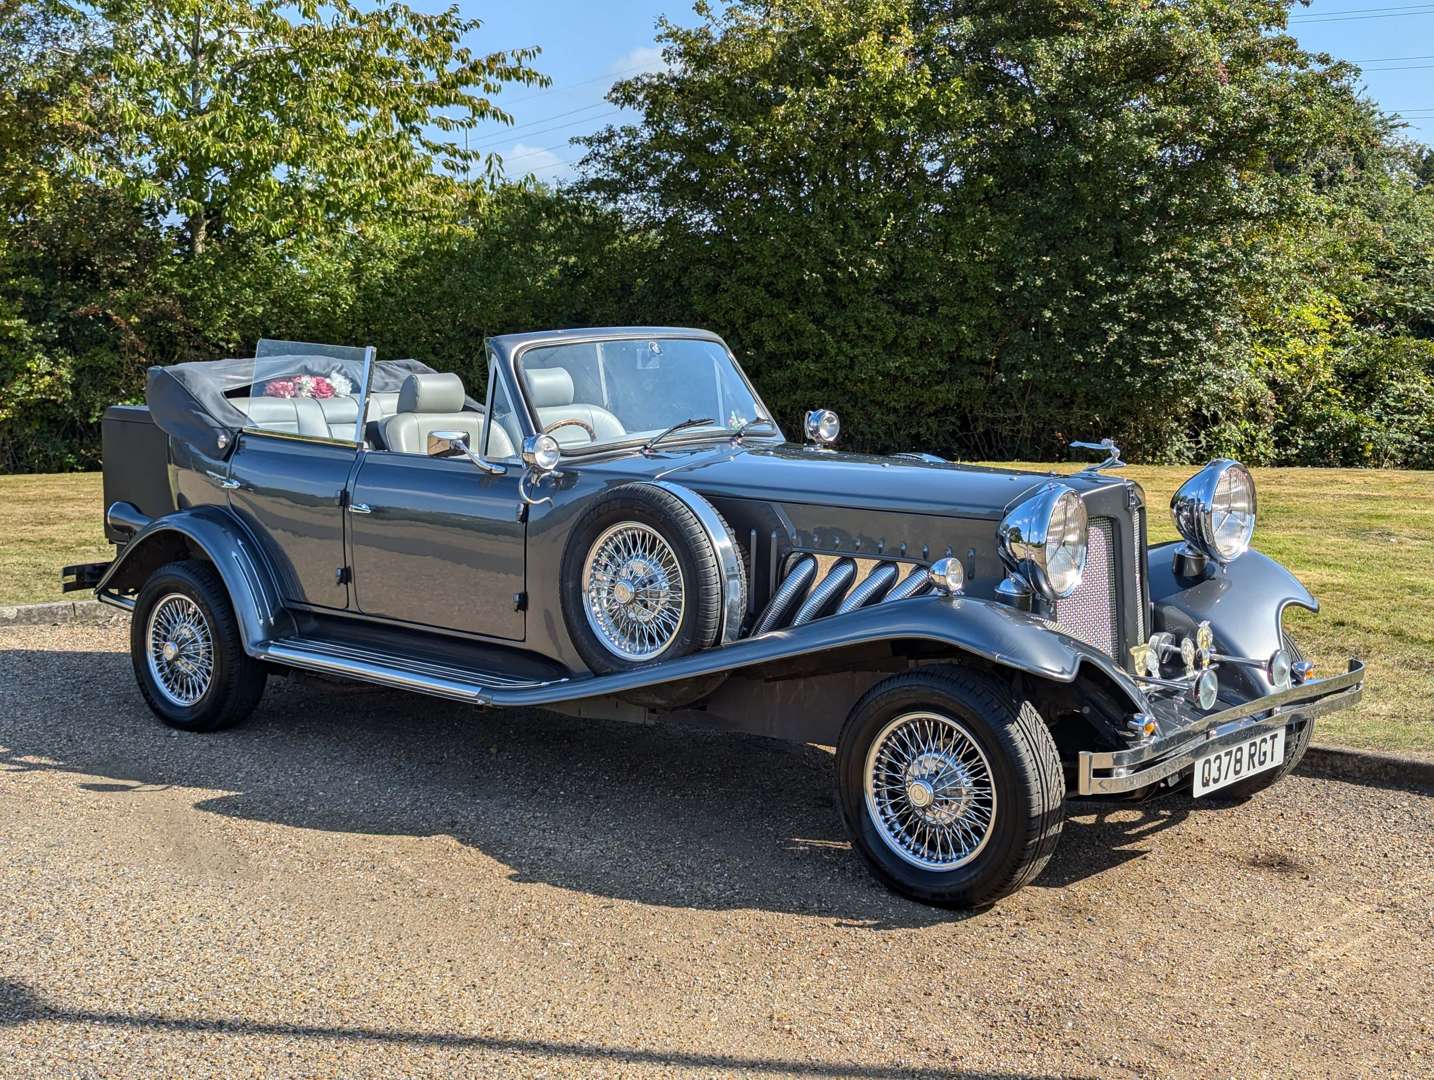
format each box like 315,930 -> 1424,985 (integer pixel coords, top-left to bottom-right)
96,506 -> 290,654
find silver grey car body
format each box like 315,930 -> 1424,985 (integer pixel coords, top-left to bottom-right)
70,327 -> 1365,906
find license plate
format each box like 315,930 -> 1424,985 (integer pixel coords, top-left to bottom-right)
1192,728 -> 1286,797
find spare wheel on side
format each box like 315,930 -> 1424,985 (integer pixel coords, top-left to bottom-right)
560,482 -> 746,673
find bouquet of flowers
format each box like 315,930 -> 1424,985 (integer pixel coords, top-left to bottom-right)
263,370 -> 353,399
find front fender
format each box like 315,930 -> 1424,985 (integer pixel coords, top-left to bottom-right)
1147,542 -> 1317,697
484,592 -> 1149,711
95,505 -> 291,654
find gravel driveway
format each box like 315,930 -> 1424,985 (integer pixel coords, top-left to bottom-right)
2,623 -> 1431,1078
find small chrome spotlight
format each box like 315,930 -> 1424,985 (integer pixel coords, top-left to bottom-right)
1268,648 -> 1293,691
926,557 -> 965,595
804,409 -> 840,447
1191,669 -> 1219,711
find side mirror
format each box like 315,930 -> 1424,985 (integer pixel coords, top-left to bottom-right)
427,430 -> 470,457
427,429 -> 503,475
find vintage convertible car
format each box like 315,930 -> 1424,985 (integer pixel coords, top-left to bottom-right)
65,328 -> 1365,907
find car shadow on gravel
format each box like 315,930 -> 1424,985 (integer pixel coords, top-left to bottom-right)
0,646 -> 1209,928
0,978 -> 1073,1080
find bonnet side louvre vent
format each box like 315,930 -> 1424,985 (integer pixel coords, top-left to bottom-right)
881,566 -> 930,604
751,554 -> 818,636
791,559 -> 857,626
836,562 -> 900,614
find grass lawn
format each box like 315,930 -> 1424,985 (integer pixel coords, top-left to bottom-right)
2,465 -> 1431,753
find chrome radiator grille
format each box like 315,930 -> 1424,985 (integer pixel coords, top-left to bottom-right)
1051,517 -> 1120,659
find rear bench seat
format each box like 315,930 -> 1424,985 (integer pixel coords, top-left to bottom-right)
230,391 -> 403,444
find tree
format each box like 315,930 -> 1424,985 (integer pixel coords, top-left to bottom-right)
579,0 -> 1386,461
89,0 -> 548,255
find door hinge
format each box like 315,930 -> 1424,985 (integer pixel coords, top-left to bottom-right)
336,566 -> 352,585
513,592 -> 528,612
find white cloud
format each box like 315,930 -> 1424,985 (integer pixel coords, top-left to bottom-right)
498,141 -> 574,183
610,45 -> 668,78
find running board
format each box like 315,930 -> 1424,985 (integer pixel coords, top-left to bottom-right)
256,636 -> 571,704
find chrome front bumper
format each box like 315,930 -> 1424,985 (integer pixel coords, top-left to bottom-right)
1077,660 -> 1366,796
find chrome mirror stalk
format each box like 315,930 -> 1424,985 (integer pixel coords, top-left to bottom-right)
427,430 -> 504,475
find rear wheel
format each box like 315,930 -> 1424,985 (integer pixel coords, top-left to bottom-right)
836,666 -> 1065,908
130,560 -> 267,732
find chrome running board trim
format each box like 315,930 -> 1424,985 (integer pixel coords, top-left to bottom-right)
257,636 -> 567,705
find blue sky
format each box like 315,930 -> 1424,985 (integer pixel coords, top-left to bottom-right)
446,1 -> 1434,184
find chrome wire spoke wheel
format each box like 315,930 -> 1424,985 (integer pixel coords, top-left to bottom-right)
863,711 -> 997,871
145,593 -> 215,707
581,523 -> 686,661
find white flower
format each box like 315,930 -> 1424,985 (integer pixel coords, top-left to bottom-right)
329,371 -> 354,397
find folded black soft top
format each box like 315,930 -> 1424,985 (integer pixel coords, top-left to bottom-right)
145,351 -> 439,459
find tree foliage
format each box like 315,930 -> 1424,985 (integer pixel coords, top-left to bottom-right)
92,0 -> 546,255
1,0 -> 1431,473
579,0 -> 1425,462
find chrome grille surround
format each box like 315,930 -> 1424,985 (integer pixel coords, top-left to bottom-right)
1133,507 -> 1146,643
1050,517 -> 1119,659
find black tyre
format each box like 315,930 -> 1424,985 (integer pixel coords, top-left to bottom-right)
130,559 -> 267,732
1212,632 -> 1313,801
561,483 -> 745,673
835,666 -> 1065,908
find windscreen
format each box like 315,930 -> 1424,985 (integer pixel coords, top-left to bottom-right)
516,337 -> 767,449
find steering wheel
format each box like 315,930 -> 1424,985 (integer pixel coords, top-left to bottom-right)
542,417 -> 597,442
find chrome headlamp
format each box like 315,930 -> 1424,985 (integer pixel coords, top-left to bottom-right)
1171,459 -> 1256,564
996,483 -> 1088,603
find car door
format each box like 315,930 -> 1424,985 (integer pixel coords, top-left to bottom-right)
346,451 -> 526,640
226,430 -> 360,610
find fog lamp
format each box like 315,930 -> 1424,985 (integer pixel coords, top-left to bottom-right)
926,557 -> 965,596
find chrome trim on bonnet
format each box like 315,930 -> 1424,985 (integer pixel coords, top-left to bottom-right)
1077,660 -> 1365,795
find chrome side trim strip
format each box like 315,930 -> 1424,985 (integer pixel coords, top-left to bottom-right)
257,638 -> 565,704
649,480 -> 746,645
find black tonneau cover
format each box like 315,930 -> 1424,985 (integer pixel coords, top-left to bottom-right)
145,353 -> 439,458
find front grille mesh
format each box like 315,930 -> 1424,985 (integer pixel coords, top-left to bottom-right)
1052,517 -> 1119,659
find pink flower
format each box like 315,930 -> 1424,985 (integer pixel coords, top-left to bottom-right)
310,376 -> 335,399
265,378 -> 297,398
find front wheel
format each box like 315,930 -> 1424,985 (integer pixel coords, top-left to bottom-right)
835,666 -> 1065,908
130,559 -> 267,732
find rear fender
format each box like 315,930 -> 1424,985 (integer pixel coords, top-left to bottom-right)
95,506 -> 290,653
1147,542 -> 1317,698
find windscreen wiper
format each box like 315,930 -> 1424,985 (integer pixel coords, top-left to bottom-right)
642,416 -> 716,455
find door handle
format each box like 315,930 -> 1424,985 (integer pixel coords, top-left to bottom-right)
206,470 -> 240,490
349,502 -> 372,514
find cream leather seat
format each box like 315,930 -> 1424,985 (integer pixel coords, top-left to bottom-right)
382,373 -> 514,457
526,368 -> 626,446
